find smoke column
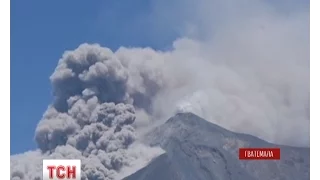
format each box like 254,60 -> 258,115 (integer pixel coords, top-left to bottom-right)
11,0 -> 309,179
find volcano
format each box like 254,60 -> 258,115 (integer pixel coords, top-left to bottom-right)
123,112 -> 310,180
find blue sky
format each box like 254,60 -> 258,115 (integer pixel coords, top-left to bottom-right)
10,0 -> 179,155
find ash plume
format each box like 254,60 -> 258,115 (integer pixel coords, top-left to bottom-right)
11,44 -> 165,180
11,0 -> 309,179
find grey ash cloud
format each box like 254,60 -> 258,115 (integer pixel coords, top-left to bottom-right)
11,44 -> 165,180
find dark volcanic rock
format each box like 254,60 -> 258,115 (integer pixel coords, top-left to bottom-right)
123,112 -> 310,180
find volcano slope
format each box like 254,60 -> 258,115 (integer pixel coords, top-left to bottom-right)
123,112 -> 310,180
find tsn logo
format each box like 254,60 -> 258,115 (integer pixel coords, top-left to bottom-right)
43,159 -> 81,180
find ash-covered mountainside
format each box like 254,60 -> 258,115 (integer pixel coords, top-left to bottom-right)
124,112 -> 310,180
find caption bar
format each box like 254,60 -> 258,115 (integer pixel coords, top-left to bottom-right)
239,148 -> 280,160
